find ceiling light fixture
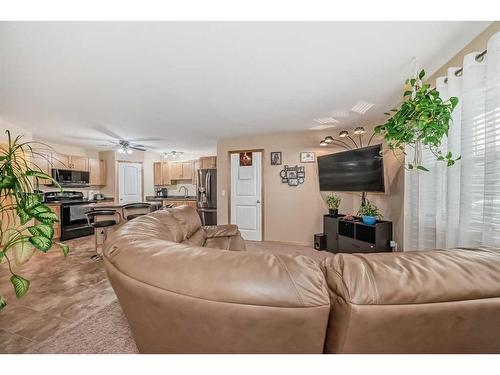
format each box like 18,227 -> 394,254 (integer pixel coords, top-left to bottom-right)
163,151 -> 184,159
319,127 -> 376,150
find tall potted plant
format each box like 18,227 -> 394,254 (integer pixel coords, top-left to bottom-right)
375,69 -> 461,171
0,131 -> 69,310
326,193 -> 341,217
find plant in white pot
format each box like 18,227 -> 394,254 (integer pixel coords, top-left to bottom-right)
357,200 -> 382,225
375,69 -> 460,171
326,193 -> 341,217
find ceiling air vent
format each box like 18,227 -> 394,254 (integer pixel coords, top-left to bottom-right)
309,124 -> 337,130
351,100 -> 374,114
313,117 -> 339,125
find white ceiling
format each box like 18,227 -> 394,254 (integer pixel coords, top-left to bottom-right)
0,21 -> 490,154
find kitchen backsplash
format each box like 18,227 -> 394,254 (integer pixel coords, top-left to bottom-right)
162,183 -> 197,197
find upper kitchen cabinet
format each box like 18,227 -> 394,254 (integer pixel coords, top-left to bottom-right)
199,156 -> 217,169
89,158 -> 106,186
52,153 -> 88,171
31,150 -> 52,186
169,160 -> 194,182
153,161 -> 171,186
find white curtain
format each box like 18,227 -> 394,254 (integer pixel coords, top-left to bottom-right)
404,31 -> 500,250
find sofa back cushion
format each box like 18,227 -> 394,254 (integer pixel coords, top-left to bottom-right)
322,247 -> 500,353
168,205 -> 202,240
148,210 -> 184,243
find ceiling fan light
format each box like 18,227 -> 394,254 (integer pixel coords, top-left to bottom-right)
324,136 -> 334,144
118,147 -> 126,154
339,130 -> 349,138
320,140 -> 327,146
126,149 -> 132,154
354,126 -> 365,135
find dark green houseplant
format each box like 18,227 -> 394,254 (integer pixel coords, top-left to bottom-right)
0,131 -> 69,310
375,69 -> 460,171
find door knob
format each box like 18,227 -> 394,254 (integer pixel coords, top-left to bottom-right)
256,200 -> 260,204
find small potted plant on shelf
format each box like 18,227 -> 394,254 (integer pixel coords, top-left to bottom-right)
357,200 -> 382,225
326,193 -> 341,217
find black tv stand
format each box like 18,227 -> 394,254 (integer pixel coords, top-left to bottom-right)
323,214 -> 392,253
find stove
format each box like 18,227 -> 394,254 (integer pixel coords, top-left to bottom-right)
43,191 -> 96,241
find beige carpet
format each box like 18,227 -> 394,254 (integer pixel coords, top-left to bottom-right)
20,240 -> 330,354
27,300 -> 138,354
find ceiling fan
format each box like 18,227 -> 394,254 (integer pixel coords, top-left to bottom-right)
68,126 -> 163,154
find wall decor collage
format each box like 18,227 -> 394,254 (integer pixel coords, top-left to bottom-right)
271,151 -> 316,187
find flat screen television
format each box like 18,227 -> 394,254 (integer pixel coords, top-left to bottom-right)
317,144 -> 385,192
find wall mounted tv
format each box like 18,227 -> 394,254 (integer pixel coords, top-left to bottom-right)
317,144 -> 385,192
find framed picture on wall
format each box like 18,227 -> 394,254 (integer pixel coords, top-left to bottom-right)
270,151 -> 282,165
300,152 -> 316,163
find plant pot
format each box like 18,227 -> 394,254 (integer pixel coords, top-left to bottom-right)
361,215 -> 377,225
329,208 -> 339,217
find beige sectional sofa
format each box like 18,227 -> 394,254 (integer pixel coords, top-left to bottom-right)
103,205 -> 500,354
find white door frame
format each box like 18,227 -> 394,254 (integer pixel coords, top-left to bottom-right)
116,160 -> 144,203
228,149 -> 264,241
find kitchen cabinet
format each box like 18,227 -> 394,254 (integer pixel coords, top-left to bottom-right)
52,153 -> 88,171
89,158 -> 106,186
169,161 -> 194,181
31,150 -> 52,186
199,156 -> 217,169
153,162 -> 171,186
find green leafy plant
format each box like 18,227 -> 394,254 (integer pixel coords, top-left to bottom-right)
326,193 -> 341,210
0,131 -> 69,310
357,200 -> 383,219
374,69 -> 461,171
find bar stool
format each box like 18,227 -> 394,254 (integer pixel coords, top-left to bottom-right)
85,209 -> 122,261
122,203 -> 151,221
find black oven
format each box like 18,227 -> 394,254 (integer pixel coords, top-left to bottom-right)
60,202 -> 95,241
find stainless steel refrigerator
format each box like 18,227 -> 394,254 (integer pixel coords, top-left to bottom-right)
197,168 -> 217,225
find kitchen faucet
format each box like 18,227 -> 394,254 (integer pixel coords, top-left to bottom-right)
178,185 -> 189,198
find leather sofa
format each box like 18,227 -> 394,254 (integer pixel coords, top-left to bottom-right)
103,205 -> 500,354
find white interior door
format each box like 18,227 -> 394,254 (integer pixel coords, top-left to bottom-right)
230,152 -> 262,241
118,162 -> 142,204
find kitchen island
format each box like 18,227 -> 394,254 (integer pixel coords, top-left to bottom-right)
145,196 -> 197,209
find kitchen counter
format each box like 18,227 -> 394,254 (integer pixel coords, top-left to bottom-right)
146,196 -> 197,202
82,201 -> 162,210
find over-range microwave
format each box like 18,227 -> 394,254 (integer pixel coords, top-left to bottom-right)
51,169 -> 90,187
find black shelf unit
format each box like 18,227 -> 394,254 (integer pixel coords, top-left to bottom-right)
322,214 -> 392,253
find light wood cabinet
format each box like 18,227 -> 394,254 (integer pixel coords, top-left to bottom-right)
51,153 -> 88,171
153,162 -> 171,186
169,161 -> 194,181
71,156 -> 88,171
89,159 -> 106,186
51,153 -> 70,170
199,156 -> 217,169
31,150 -> 52,186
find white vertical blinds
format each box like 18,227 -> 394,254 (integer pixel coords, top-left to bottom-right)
404,31 -> 500,250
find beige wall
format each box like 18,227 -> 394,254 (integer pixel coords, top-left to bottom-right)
217,130 -> 404,247
428,21 -> 500,83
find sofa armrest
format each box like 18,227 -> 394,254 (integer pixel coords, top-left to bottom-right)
203,224 -> 239,238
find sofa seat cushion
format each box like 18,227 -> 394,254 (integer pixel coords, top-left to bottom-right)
322,247 -> 500,305
204,224 -> 239,238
